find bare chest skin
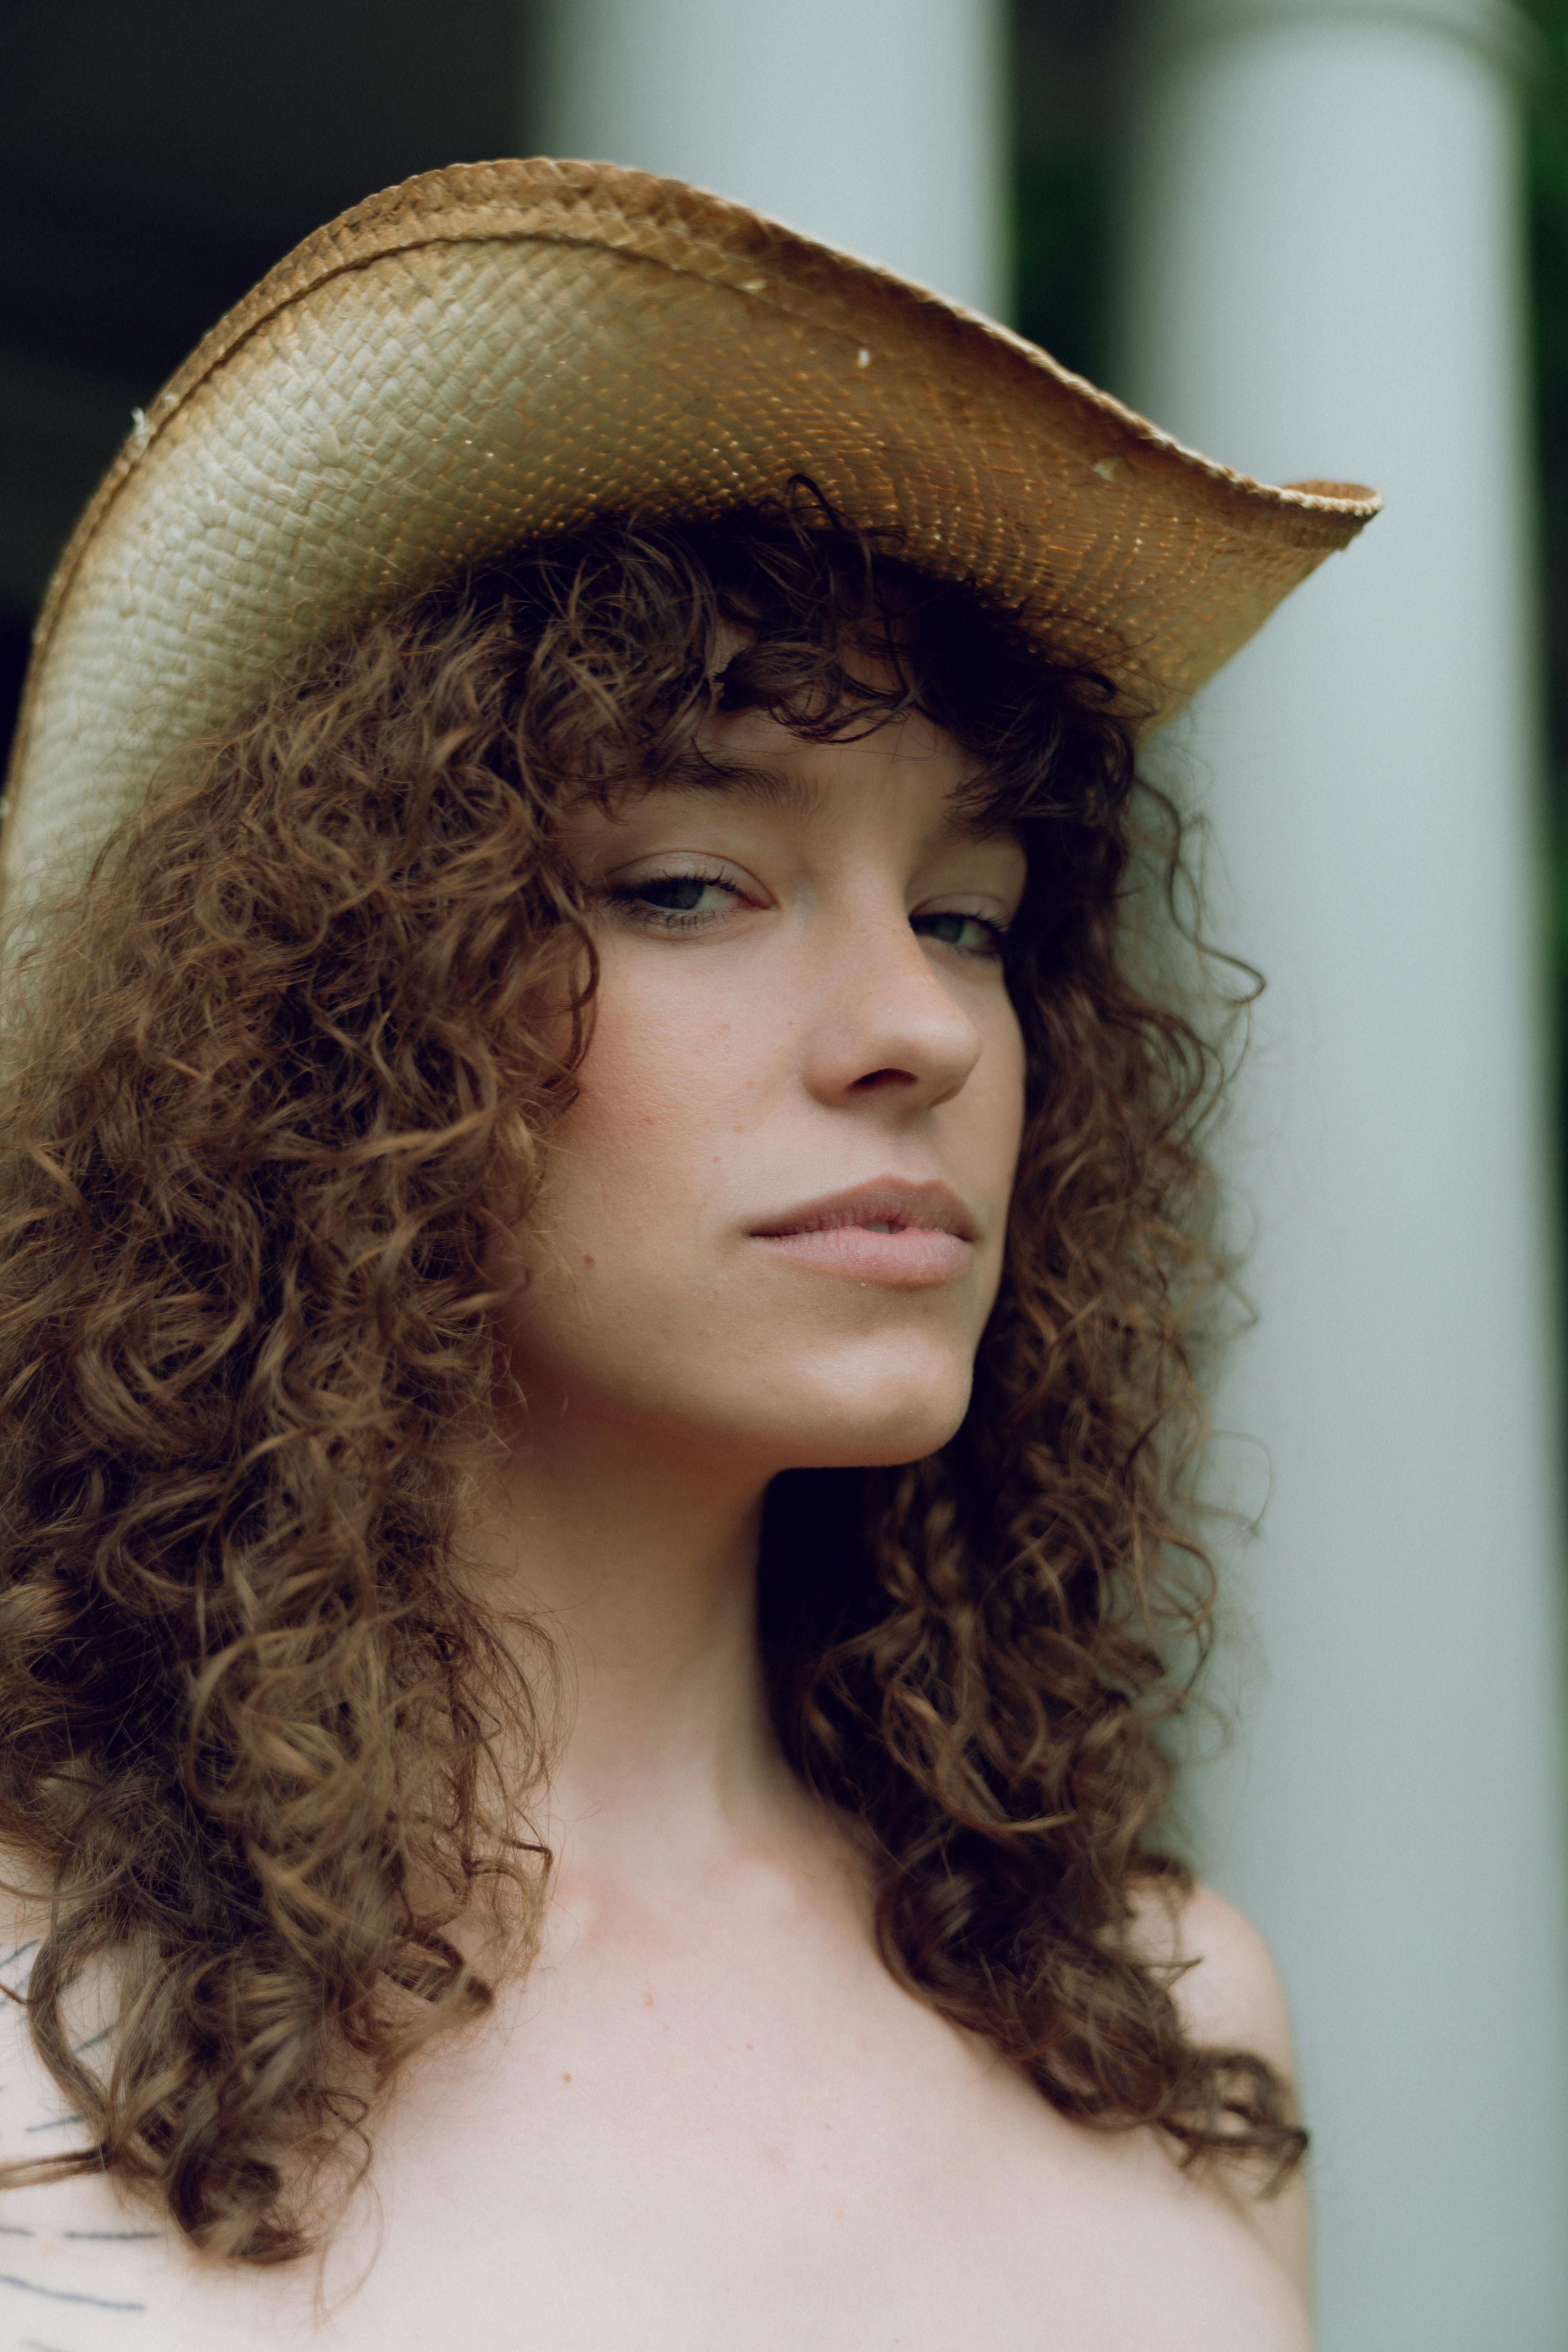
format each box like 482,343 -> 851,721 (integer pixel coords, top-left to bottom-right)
0,1853 -> 1308,2352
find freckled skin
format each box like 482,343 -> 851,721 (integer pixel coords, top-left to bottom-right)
492,699 -> 1027,1486
0,693 -> 1311,2351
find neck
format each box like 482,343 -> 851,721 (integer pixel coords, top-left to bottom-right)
459,1412 -> 796,1891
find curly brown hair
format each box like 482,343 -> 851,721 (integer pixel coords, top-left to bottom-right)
0,491 -> 1296,2262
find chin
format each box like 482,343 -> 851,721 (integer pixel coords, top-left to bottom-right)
779,1360 -> 976,1473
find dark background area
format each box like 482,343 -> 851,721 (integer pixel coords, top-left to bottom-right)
0,0 -> 524,752
3,0 -> 1566,1107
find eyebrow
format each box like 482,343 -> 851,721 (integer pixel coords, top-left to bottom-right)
653,761 -> 819,816
644,760 -> 1019,845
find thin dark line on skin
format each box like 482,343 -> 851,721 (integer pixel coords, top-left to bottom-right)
0,2223 -> 32,2236
24,2117 -> 83,2135
22,2337 -> 76,2351
70,2030 -> 112,2059
62,2233 -> 156,2245
0,1945 -> 39,1976
0,2272 -> 145,2310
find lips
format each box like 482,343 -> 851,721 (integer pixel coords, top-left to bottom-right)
748,1177 -> 976,1288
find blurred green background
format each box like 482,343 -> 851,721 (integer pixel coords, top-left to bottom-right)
1528,0 -> 1568,1173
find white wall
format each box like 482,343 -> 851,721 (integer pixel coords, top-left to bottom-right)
1115,3 -> 1568,2344
533,0 -> 1007,317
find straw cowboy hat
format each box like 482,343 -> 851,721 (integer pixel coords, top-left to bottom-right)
0,155 -> 1378,917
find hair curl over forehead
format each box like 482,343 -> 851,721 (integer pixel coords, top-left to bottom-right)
0,491 -> 1295,2261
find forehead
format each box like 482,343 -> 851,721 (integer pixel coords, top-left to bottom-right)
623,759 -> 1017,857
620,684 -> 1019,846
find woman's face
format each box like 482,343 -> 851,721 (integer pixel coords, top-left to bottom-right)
503,686 -> 1028,1483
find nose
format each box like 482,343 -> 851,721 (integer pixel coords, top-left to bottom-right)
797,899 -> 985,1114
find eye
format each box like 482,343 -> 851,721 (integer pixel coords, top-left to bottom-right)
602,866 -> 750,933
911,908 -> 1009,958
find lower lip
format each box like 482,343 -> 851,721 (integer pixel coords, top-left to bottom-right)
749,1226 -> 974,1287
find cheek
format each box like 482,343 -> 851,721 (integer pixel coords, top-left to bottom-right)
537,958 -> 765,1237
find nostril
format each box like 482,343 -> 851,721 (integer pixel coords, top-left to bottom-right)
852,1067 -> 918,1090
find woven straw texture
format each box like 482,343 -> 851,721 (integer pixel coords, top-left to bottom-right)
2,156 -> 1379,913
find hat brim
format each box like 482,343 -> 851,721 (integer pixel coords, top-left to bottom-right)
1,156 -> 1379,912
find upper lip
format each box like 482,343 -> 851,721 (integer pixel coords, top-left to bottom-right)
749,1176 -> 977,1242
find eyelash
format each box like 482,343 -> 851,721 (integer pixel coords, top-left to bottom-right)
603,867 -> 744,933
604,868 -> 1012,956
913,909 -> 1011,959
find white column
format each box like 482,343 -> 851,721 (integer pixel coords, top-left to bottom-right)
533,0 -> 1007,317
1115,3 -> 1568,2345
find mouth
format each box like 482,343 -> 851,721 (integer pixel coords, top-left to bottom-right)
748,1178 -> 977,1289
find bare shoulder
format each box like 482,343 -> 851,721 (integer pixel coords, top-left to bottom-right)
1128,1875 -> 1312,2313
1129,1876 -> 1296,2072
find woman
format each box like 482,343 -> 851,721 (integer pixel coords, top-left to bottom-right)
0,162 -> 1375,2348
